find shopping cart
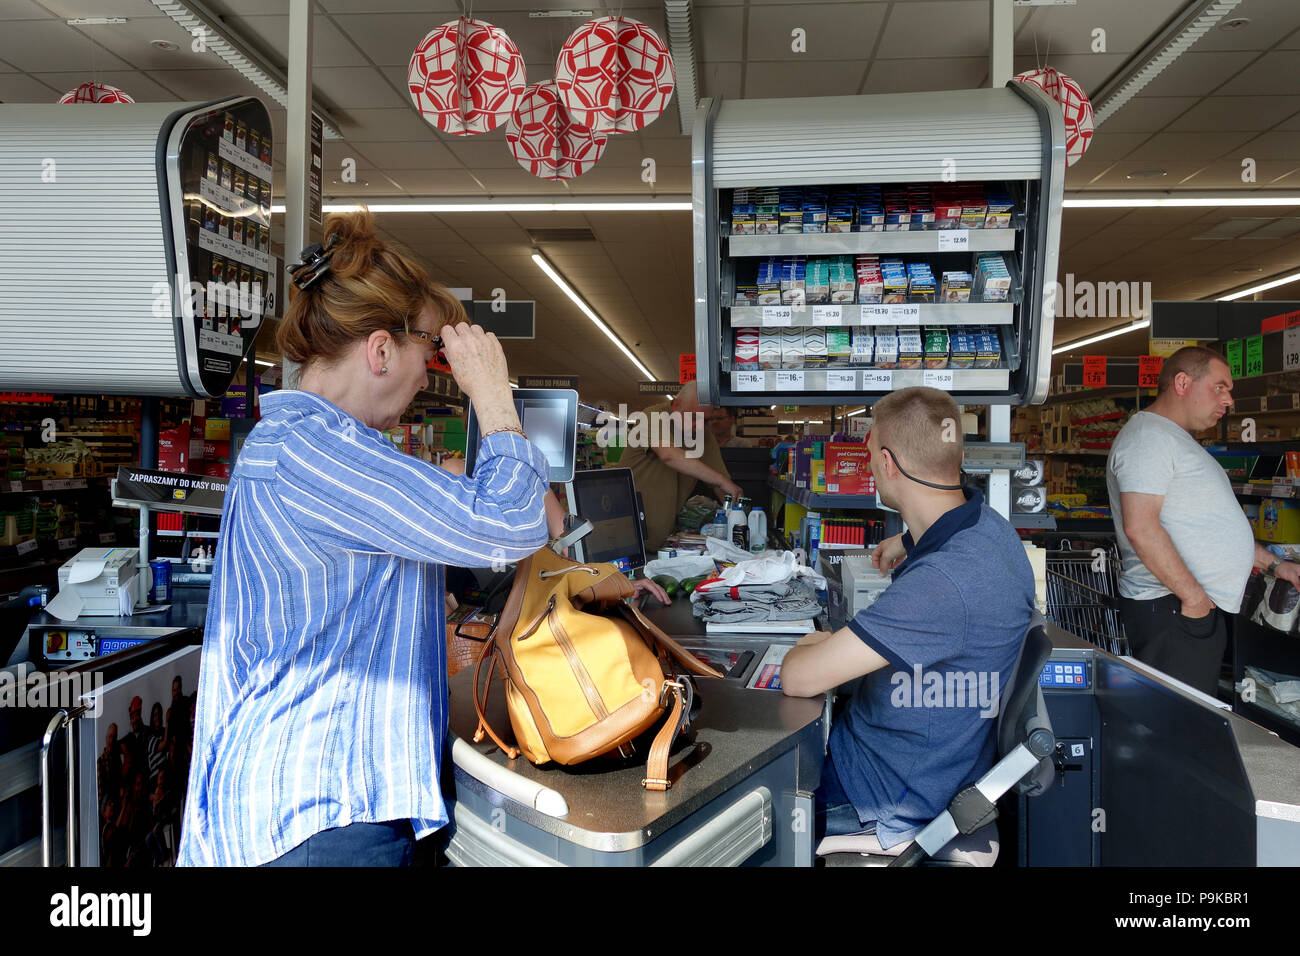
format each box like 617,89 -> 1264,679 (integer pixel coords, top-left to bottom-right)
1044,541 -> 1128,656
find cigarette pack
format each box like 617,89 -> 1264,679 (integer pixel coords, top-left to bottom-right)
759,331 -> 783,370
933,195 -> 965,229
924,326 -> 950,369
940,271 -> 972,303
975,326 -> 1002,368
734,281 -> 759,307
850,328 -> 874,366
873,326 -> 898,368
734,328 -> 760,369
906,262 -> 936,302
779,256 -> 807,307
949,330 -> 977,369
857,187 -> 884,231
961,196 -> 989,229
731,188 -> 755,235
897,326 -> 925,369
806,258 -> 830,305
755,187 -> 780,235
829,257 -> 856,303
222,114 -> 235,144
828,191 -> 856,233
826,329 -> 853,366
802,190 -> 828,234
984,188 -> 1014,229
757,257 -> 783,305
780,329 -> 805,369
779,187 -> 804,234
974,252 -> 1011,302
803,329 -> 828,368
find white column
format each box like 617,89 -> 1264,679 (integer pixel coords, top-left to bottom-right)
989,404 -> 1012,518
282,0 -> 313,390
990,0 -> 1014,87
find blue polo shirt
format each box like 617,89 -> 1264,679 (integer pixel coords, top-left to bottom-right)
825,488 -> 1034,849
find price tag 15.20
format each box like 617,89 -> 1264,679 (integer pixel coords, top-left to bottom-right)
762,306 -> 793,327
736,371 -> 765,391
862,370 -> 894,390
775,370 -> 805,391
923,369 -> 955,390
811,305 -> 843,326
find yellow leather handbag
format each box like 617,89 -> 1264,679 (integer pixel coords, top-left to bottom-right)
472,546 -> 721,791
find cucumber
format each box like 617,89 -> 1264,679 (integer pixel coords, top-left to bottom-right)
681,575 -> 708,595
652,575 -> 679,597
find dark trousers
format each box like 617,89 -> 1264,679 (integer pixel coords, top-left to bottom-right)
1119,595 -> 1227,697
261,820 -> 415,867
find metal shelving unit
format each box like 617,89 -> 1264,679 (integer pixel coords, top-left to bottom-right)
728,302 -> 1014,327
768,476 -> 876,511
728,229 -> 1019,257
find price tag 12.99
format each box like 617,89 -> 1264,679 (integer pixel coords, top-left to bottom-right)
775,370 -> 805,391
937,230 -> 969,251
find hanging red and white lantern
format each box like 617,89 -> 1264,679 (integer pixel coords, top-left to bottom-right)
555,16 -> 675,134
58,82 -> 135,104
408,17 -> 527,135
1013,67 -> 1094,167
505,82 -> 608,181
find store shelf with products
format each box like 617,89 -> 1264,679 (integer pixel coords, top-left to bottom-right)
768,476 -> 876,512
693,85 -> 1065,410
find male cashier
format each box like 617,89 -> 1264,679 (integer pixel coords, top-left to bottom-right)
782,387 -> 1035,851
618,382 -> 742,551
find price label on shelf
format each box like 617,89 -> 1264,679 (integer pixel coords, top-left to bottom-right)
99,532 -> 116,545
937,230 -> 970,251
860,305 -> 892,324
862,370 -> 894,390
761,306 -> 793,327
1246,334 -> 1264,377
1285,327 -> 1300,372
826,370 -> 858,391
58,537 -> 77,551
1225,339 -> 1243,378
1137,355 -> 1163,389
811,305 -> 843,326
775,370 -> 805,390
8,481 -> 22,492
1272,478 -> 1294,497
15,539 -> 37,556
923,369 -> 955,390
41,478 -> 86,491
1082,355 -> 1107,388
736,371 -> 766,391
887,303 -> 921,322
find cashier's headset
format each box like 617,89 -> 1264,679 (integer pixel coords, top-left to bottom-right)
879,446 -> 964,491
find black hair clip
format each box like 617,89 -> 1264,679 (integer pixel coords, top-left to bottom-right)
287,233 -> 340,290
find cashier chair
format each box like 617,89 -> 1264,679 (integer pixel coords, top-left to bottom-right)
818,613 -> 1057,867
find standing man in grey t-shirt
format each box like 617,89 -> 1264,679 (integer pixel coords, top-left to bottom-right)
1107,346 -> 1300,695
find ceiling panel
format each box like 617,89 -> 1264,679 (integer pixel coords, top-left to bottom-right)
1217,50 -> 1300,96
345,139 -> 461,170
1012,0 -> 1186,56
746,3 -> 889,61
60,16 -> 209,72
40,0 -> 167,18
1121,130 -> 1254,162
0,72 -> 62,101
1237,130 -> 1300,158
877,1 -> 990,59
142,67 -> 262,100
312,66 -> 408,109
863,57 -> 986,94
1192,0 -> 1300,51
1137,50 -> 1260,98
0,19 -> 131,72
1167,94 -> 1300,132
742,59 -> 866,98
1095,96 -> 1199,134
0,0 -> 52,18
697,5 -> 744,63
227,15 -> 371,70
318,0 -> 458,12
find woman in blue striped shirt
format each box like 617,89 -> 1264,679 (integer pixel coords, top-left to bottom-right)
177,210 -> 550,866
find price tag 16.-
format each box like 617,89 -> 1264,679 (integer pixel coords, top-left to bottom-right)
862,369 -> 894,390
811,305 -> 843,326
937,229 -> 970,251
1083,355 -> 1107,388
736,371 -> 766,391
762,305 -> 793,327
826,369 -> 858,391
923,369 -> 955,390
1285,327 -> 1300,372
775,370 -> 805,390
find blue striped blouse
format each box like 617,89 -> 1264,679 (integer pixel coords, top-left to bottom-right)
177,389 -> 548,866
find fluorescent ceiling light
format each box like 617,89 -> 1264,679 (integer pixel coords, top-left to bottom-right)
254,359 -> 276,368
149,0 -> 342,139
1217,270 -> 1300,302
1064,195 -> 1300,208
845,407 -> 868,417
531,252 -> 653,380
780,420 -> 824,425
270,201 -> 691,214
1052,320 -> 1151,356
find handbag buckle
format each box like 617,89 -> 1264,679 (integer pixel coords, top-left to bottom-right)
659,679 -> 685,709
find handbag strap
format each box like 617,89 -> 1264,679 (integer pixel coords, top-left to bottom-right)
643,681 -> 688,792
471,643 -> 520,760
618,602 -> 724,679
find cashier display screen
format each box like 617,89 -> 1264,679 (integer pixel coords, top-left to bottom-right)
464,388 -> 577,484
566,469 -> 645,572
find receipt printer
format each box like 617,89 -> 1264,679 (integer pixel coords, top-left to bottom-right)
52,548 -> 142,618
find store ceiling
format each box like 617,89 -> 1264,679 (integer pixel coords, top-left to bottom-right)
3,0 -> 1300,405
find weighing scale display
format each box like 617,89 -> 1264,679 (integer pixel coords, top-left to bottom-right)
97,637 -> 152,657
1040,660 -> 1089,688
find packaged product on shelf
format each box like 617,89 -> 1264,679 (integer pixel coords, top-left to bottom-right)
259,137 -> 272,166
756,256 -> 782,304
248,130 -> 260,160
206,153 -> 219,182
220,161 -> 233,191
826,328 -> 853,366
733,279 -> 759,307
949,329 -> 976,368
923,327 -> 950,368
731,188 -> 755,235
828,190 -> 856,233
232,217 -> 244,245
759,331 -> 782,370
881,259 -> 908,303
906,262 -> 936,302
754,187 -> 780,235
805,258 -> 830,304
779,256 -> 806,306
258,224 -> 270,254
884,193 -> 912,231
909,185 -> 935,229
735,328 -> 760,369
873,326 -> 899,368
245,173 -> 260,203
940,270 -> 972,303
856,188 -> 884,232
933,193 -> 964,230
960,192 -> 989,229
779,187 -> 804,234
897,326 -> 924,369
232,169 -> 246,202
780,329 -> 805,368
222,113 -> 235,144
803,328 -> 828,368
855,255 -> 883,303
802,190 -> 828,233
260,180 -> 272,212
973,252 -> 1011,302
984,188 -> 1014,228
975,326 -> 1002,368
203,205 -> 218,232
850,328 -> 874,366
210,257 -> 226,317
235,121 -> 247,152
829,256 -> 856,303
218,215 -> 231,240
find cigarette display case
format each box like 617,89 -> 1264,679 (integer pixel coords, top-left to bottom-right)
692,84 -> 1065,408
0,96 -> 274,399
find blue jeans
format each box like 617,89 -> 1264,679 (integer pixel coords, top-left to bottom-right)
261,820 -> 415,867
814,754 -> 877,843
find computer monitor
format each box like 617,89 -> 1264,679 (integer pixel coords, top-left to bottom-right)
464,388 -> 578,484
564,468 -> 647,574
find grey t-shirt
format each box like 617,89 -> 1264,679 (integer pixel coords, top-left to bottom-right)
1106,410 -> 1254,612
